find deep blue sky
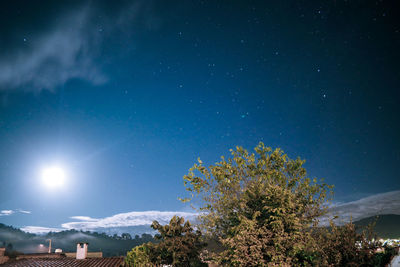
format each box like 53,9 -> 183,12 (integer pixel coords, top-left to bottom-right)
0,0 -> 399,231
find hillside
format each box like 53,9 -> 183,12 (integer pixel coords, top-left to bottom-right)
354,214 -> 400,239
0,223 -> 155,257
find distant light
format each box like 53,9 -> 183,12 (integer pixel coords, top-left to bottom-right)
41,166 -> 66,189
39,244 -> 44,247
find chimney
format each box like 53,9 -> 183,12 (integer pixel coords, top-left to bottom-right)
76,243 -> 88,260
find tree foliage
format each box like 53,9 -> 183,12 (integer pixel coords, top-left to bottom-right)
125,243 -> 153,267
181,142 -> 333,265
150,216 -> 207,266
126,216 -> 207,267
311,220 -> 395,266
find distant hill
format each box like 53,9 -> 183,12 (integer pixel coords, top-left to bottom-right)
79,225 -> 156,237
354,214 -> 400,239
0,223 -> 155,257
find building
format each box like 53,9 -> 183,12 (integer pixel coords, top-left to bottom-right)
0,243 -> 125,266
0,247 -> 9,265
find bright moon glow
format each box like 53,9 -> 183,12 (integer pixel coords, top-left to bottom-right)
41,166 -> 66,188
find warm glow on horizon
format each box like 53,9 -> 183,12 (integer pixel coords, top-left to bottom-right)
41,166 -> 66,189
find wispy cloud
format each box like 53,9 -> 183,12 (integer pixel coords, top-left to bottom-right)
0,209 -> 31,216
0,1 -> 154,92
69,216 -> 98,222
321,190 -> 400,225
17,209 -> 32,214
62,211 -> 198,230
0,7 -> 106,92
0,210 -> 14,216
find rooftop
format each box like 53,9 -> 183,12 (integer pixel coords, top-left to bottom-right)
0,257 -> 124,267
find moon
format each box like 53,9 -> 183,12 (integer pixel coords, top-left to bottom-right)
41,166 -> 66,189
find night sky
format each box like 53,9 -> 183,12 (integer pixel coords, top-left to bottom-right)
0,0 -> 399,232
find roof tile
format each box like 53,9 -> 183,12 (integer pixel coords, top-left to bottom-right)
0,257 -> 124,267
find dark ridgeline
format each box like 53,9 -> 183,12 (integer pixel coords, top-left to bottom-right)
0,223 -> 155,257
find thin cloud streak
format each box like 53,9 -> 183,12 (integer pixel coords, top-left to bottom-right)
17,209 -> 32,214
0,209 -> 31,216
69,216 -> 99,222
0,210 -> 14,216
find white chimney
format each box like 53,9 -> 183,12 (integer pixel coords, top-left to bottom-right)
76,243 -> 88,260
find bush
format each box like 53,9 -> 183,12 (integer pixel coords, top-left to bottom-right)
126,216 -> 207,267
125,243 -> 153,267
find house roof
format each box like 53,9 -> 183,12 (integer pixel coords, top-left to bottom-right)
0,257 -> 124,267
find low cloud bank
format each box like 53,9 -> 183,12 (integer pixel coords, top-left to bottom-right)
21,226 -> 63,234
23,211 -> 197,234
61,211 -> 198,230
21,190 -> 400,234
321,190 -> 400,225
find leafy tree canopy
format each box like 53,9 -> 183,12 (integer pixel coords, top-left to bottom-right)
151,216 -> 207,267
125,243 -> 153,267
126,216 -> 207,267
181,142 -> 334,265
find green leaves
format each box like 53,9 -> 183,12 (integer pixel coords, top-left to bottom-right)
150,216 -> 207,267
180,142 -> 333,265
125,243 -> 153,267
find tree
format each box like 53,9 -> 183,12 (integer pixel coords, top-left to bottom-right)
112,233 -> 119,240
5,243 -> 13,252
150,216 -> 207,267
125,243 -> 153,267
121,233 -> 132,240
311,220 -> 396,266
181,142 -> 333,265
126,216 -> 207,266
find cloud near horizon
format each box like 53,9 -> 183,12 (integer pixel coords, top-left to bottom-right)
20,190 -> 400,234
61,211 -> 198,230
21,226 -> 63,234
22,211 -> 198,234
0,209 -> 31,216
321,190 -> 400,225
0,210 -> 14,216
